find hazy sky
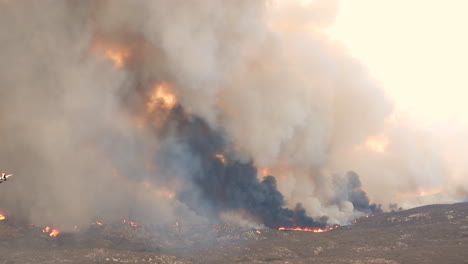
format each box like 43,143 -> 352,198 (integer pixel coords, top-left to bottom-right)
327,0 -> 468,127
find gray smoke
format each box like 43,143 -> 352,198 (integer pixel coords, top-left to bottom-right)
155,107 -> 325,228
0,0 -> 459,229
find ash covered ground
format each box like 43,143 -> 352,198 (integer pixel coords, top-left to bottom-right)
0,202 -> 467,264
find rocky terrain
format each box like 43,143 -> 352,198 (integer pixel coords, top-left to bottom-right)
0,202 -> 467,264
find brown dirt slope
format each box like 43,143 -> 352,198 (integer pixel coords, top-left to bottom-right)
0,202 -> 467,264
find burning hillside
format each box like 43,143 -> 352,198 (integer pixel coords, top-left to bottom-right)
0,202 -> 467,264
1,0 -> 464,241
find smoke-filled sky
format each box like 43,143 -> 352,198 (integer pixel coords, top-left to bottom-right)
326,0 -> 468,206
328,0 -> 468,126
0,0 -> 466,230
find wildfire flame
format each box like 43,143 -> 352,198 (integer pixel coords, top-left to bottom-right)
91,221 -> 103,226
49,229 -> 60,237
42,226 -> 60,237
278,224 -> 340,232
147,82 -> 177,112
214,154 -> 226,164
352,214 -> 375,224
122,219 -> 139,227
0,212 -> 5,221
104,48 -> 130,69
90,35 -> 132,69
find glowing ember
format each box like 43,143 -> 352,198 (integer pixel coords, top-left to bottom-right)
122,219 -> 139,227
104,48 -> 130,68
278,225 -> 340,232
0,212 -> 5,221
352,214 -> 375,224
49,229 -> 60,237
256,230 -> 261,234
214,153 -> 226,164
91,221 -> 103,226
42,226 -> 60,237
147,82 -> 177,112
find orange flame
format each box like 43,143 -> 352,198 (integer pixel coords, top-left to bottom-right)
0,212 -> 5,221
42,226 -> 60,237
90,35 -> 131,69
214,154 -> 226,164
122,219 -> 139,227
91,45 -> 130,69
103,48 -> 130,69
49,229 -> 60,237
91,221 -> 103,226
147,82 -> 177,112
278,224 -> 340,232
352,214 -> 375,224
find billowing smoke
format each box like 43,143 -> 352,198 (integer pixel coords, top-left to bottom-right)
0,0 -> 463,229
156,107 -> 326,228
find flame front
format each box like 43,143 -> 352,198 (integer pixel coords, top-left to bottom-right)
352,214 -> 375,224
147,82 -> 177,112
278,225 -> 340,232
49,229 -> 60,237
0,212 -> 5,221
122,219 -> 139,227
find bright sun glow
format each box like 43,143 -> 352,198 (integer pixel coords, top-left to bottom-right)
327,0 -> 468,127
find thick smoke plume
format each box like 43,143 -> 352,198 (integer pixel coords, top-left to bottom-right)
157,107 -> 325,228
0,0 -> 463,229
